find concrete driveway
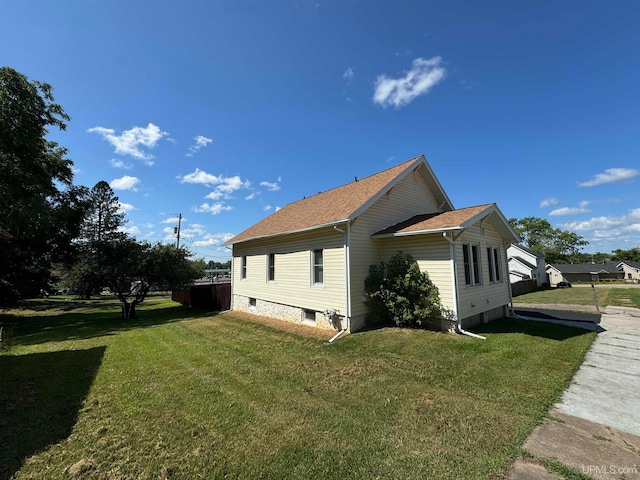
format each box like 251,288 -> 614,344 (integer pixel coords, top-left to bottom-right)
509,306 -> 640,479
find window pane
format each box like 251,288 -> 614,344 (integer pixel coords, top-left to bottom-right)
472,245 -> 480,284
463,244 -> 471,285
487,247 -> 495,282
494,248 -> 501,281
241,256 -> 247,279
313,249 -> 324,284
268,254 -> 275,281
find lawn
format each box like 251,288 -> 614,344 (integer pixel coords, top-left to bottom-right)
1,297 -> 595,479
513,286 -> 640,309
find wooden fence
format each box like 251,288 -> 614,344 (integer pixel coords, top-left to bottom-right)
511,278 -> 538,297
172,282 -> 231,311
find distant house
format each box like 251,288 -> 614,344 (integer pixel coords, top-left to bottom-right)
224,155 -> 519,335
617,261 -> 640,283
507,244 -> 548,287
546,262 -> 625,286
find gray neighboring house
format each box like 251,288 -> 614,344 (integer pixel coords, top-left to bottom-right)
546,262 -> 625,286
617,261 -> 640,283
507,244 -> 548,287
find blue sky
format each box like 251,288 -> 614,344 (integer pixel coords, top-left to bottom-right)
2,0 -> 639,261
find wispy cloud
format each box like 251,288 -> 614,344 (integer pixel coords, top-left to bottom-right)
110,175 -> 140,191
179,168 -> 220,186
193,232 -> 234,247
263,205 -> 272,211
117,202 -> 135,213
561,208 -> 640,232
549,207 -> 591,216
373,56 -> 446,108
186,135 -> 213,157
260,177 -> 282,191
194,203 -> 234,215
539,198 -> 558,208
578,168 -> 639,187
343,67 -> 354,82
118,224 -> 141,236
110,159 -> 133,170
88,123 -> 167,164
245,192 -> 258,200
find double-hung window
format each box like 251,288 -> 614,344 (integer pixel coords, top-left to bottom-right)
241,256 -> 247,279
463,243 -> 482,286
267,253 -> 275,282
312,249 -> 324,285
487,246 -> 502,283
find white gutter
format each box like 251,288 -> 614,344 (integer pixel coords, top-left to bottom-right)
225,218 -> 351,246
443,232 -> 486,340
329,223 -> 351,343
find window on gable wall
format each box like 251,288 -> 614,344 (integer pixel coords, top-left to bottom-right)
241,256 -> 247,279
487,246 -> 502,283
312,249 -> 324,285
463,243 -> 482,286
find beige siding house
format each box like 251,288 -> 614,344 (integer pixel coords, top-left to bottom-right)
225,155 -> 518,335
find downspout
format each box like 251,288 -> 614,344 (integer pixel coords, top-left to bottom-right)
329,223 -> 351,343
444,232 -> 486,340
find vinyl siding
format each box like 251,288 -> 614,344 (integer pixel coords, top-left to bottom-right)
455,222 -> 510,320
379,234 -> 455,312
349,169 -> 441,318
232,226 -> 346,314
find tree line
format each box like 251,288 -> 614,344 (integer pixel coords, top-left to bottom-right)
508,217 -> 639,264
0,67 -> 204,318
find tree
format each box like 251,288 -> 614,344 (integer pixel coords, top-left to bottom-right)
0,67 -> 89,306
508,216 -> 588,264
611,248 -> 640,263
97,239 -> 205,319
66,181 -> 128,298
364,252 -> 441,328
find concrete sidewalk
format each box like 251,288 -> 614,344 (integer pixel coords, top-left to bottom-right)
508,306 -> 640,479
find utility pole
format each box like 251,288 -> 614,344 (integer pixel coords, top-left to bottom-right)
174,213 -> 182,249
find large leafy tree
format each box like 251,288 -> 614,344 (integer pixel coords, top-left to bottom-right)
0,67 -> 89,305
508,216 -> 588,264
96,239 -> 205,319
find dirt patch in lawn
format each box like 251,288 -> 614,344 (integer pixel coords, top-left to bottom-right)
222,311 -> 338,341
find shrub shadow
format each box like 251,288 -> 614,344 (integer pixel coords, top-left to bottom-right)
0,347 -> 106,480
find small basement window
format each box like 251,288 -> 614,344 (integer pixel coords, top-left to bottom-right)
249,298 -> 256,309
302,309 -> 317,326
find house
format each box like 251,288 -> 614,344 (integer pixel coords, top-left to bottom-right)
617,261 -> 640,283
546,262 -> 625,286
224,155 -> 519,335
507,244 -> 548,287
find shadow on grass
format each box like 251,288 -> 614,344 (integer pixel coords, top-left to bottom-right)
471,317 -> 594,341
2,305 -> 218,347
0,347 -> 106,480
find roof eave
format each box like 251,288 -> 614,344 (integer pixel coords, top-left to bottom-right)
224,219 -> 350,246
372,226 -> 464,239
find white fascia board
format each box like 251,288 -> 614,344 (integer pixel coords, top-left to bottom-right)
226,219 -> 350,246
461,206 -> 519,242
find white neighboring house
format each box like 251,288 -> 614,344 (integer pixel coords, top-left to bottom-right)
617,261 -> 640,283
507,244 -> 548,287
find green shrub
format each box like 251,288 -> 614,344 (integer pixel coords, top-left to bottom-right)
364,252 -> 441,328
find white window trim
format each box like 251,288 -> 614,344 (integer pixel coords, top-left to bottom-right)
240,256 -> 247,280
311,248 -> 324,286
267,253 -> 275,282
463,243 -> 482,286
487,246 -> 502,283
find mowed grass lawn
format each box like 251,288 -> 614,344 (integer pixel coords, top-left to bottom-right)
514,286 -> 640,308
1,297 -> 595,480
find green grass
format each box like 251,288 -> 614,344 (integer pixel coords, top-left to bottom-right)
514,287 -> 640,308
1,297 -> 596,479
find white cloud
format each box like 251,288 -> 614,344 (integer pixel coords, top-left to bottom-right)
179,168 -> 221,186
193,203 -> 233,215
186,135 -> 213,157
161,217 -> 183,224
561,208 -> 640,232
539,198 -> 558,208
118,225 -> 141,236
579,200 -> 590,208
245,192 -> 258,200
88,123 -> 167,164
275,206 -> 281,212
110,158 -> 133,170
578,168 -> 639,187
117,202 -> 135,213
263,205 -> 272,211
343,67 -> 354,81
260,177 -> 281,191
193,232 -> 235,247
110,175 -> 140,191
373,56 -> 446,108
549,207 -> 591,216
